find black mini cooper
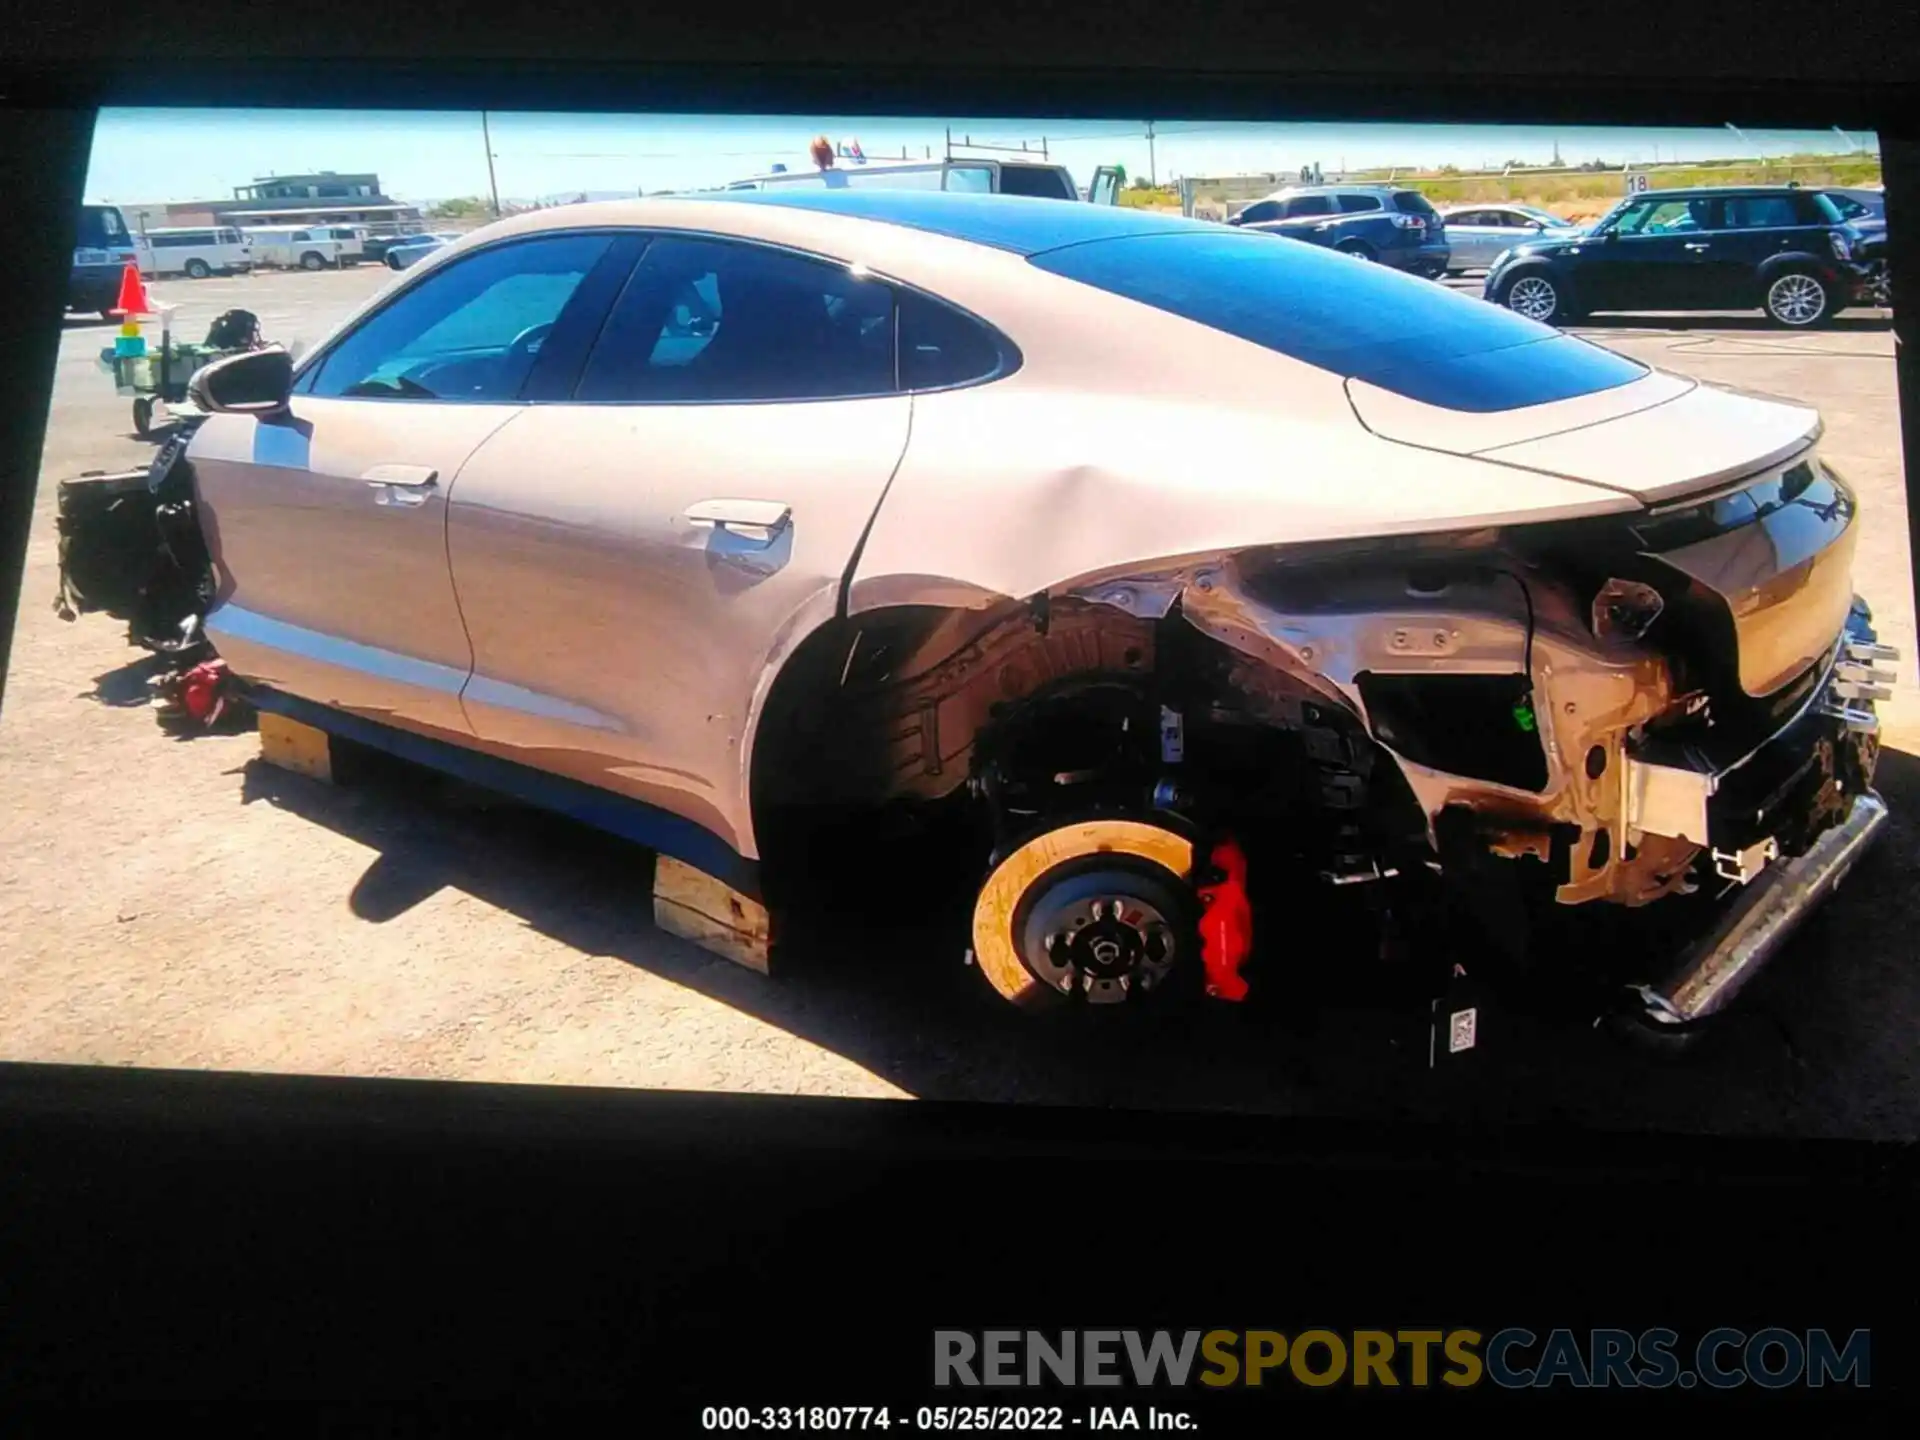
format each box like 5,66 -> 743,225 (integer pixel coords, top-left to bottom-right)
1484,185 -> 1879,327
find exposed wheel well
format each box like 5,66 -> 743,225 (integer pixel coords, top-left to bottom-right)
747,594 -> 1432,892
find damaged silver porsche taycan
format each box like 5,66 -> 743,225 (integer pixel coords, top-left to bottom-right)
64,189 -> 1898,1038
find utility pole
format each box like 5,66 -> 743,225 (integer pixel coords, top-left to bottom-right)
481,110 -> 502,219
1146,119 -> 1157,187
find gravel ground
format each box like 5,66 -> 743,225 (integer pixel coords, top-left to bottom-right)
3,265 -> 1914,1137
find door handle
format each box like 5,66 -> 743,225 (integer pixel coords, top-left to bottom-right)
363,464 -> 439,509
685,498 -> 792,542
1684,242 -> 1711,252
363,464 -> 439,488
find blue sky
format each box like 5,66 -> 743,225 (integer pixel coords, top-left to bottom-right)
86,109 -> 1876,206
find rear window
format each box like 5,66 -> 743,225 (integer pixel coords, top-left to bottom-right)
75,206 -> 127,248
1028,230 -> 1648,413
1392,191 -> 1439,218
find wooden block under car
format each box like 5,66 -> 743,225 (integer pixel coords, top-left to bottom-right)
257,710 -> 335,785
652,855 -> 773,974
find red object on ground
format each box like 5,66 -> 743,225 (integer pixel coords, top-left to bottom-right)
179,659 -> 231,726
110,262 -> 151,320
1196,837 -> 1254,1001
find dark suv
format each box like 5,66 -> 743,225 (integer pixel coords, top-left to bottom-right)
1484,185 -> 1877,327
1226,185 -> 1450,277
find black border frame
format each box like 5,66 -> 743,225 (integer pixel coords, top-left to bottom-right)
2,3 -> 1918,1419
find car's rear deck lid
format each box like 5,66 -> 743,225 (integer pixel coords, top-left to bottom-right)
1474,383 -> 1823,504
1348,370 -> 1822,505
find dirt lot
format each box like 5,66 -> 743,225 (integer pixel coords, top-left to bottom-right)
4,264 -> 1916,1137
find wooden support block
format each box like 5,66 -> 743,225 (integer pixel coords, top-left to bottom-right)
652,855 -> 773,974
257,710 -> 334,785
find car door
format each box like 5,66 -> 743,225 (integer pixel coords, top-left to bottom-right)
1088,166 -> 1124,205
191,230 -> 625,738
1271,194 -> 1340,244
443,231 -> 914,857
1573,196 -> 1703,311
1477,209 -> 1545,269
1441,210 -> 1493,269
1711,193 -> 1826,306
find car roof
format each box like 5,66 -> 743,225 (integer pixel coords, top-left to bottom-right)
681,188 -> 1215,255
1270,184 -> 1409,195
1629,184 -> 1814,198
729,157 -> 1069,184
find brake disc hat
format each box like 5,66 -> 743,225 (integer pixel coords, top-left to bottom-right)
970,819 -> 1196,1007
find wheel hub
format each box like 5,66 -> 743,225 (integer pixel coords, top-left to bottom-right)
1769,274 -> 1824,325
1508,276 -> 1556,320
1021,877 -> 1180,1004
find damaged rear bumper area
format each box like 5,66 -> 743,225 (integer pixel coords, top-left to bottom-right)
1634,790 -> 1886,1028
1126,450 -> 1895,1017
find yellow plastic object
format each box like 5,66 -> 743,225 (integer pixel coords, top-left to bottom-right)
970,819 -> 1195,1006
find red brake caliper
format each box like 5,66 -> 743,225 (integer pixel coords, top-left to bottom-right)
1196,836 -> 1253,1001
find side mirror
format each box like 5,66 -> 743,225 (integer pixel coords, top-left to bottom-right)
1525,220 -> 1545,231
190,346 -> 294,416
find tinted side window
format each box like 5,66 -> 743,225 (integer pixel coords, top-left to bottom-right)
1804,193 -> 1850,225
1236,201 -> 1283,225
573,236 -> 896,403
311,233 -> 613,401
1721,196 -> 1801,229
898,290 -> 1009,390
1337,194 -> 1383,213
1284,196 -> 1335,218
999,166 -> 1076,200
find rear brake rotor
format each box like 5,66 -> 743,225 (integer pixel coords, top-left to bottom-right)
970,819 -> 1196,1008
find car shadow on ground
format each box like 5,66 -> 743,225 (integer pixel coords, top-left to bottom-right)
229,732 -> 1920,1138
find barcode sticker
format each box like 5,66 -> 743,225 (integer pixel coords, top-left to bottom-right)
1159,706 -> 1184,763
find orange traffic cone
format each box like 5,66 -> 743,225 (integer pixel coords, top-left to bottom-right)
109,262 -> 151,321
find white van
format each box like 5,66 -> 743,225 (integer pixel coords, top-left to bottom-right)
723,157 -> 1125,204
136,226 -> 252,280
243,226 -> 348,271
